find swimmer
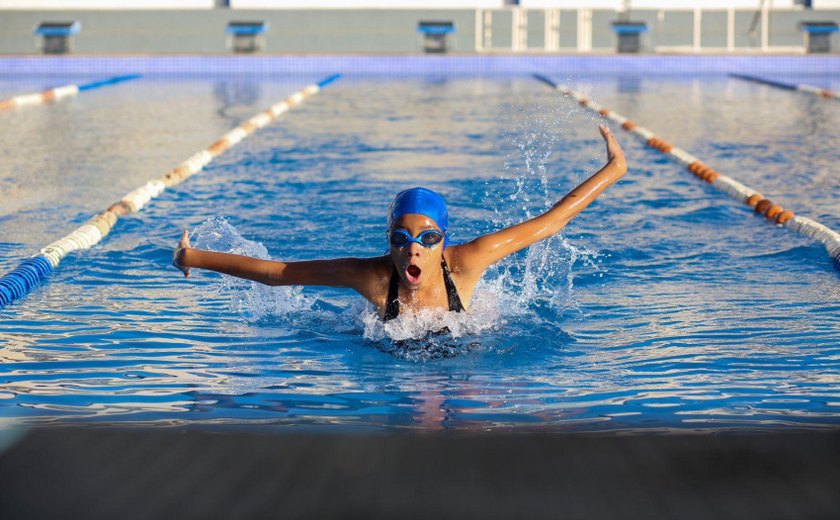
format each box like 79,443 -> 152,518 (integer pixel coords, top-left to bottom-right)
173,123 -> 626,321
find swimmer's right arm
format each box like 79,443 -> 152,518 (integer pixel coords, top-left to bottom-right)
173,230 -> 375,289
453,123 -> 626,275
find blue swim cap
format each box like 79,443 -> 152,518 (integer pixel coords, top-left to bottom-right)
387,187 -> 449,246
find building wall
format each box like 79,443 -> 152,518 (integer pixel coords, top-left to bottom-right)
0,9 -> 479,54
0,7 -> 837,54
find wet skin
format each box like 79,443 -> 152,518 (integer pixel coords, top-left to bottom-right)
174,123 -> 627,320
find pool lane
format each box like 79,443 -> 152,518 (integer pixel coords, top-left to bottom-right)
0,74 -> 341,310
534,73 -> 840,269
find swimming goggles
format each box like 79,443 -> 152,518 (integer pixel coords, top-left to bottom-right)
388,229 -> 445,248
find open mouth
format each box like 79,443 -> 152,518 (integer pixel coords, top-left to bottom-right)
405,265 -> 422,285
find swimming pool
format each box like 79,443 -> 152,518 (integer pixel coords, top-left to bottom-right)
1,59 -> 839,432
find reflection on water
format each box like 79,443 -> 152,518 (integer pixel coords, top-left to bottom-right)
213,80 -> 262,124
1,75 -> 840,432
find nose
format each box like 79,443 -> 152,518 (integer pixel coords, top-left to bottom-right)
405,242 -> 422,256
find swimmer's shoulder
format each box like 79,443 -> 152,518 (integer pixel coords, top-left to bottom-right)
346,255 -> 392,309
443,243 -> 471,274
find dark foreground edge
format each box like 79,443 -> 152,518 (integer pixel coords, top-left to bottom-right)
1,427 -> 838,520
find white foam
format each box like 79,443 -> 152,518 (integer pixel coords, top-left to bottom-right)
192,216 -> 314,321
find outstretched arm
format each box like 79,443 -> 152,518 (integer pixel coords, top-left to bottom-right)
455,123 -> 626,274
173,230 -> 374,289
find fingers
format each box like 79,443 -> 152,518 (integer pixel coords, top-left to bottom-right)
599,122 -> 616,141
174,229 -> 191,278
598,123 -> 625,171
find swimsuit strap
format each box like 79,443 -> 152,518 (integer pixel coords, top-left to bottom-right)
441,258 -> 465,313
384,265 -> 400,322
383,258 -> 465,322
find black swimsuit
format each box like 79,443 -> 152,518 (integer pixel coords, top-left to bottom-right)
383,258 -> 464,321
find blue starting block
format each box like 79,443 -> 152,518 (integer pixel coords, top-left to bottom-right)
226,21 -> 268,53
34,21 -> 80,55
611,21 -> 648,53
800,22 -> 838,53
417,21 -> 455,53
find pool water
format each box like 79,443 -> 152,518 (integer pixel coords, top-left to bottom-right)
1,72 -> 839,432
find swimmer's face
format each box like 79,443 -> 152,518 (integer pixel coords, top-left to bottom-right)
389,214 -> 444,289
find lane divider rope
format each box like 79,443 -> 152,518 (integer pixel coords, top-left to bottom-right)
730,73 -> 838,100
0,74 -> 141,111
533,73 -> 840,266
0,74 -> 342,309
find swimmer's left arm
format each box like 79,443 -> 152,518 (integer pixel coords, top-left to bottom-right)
456,123 -> 626,273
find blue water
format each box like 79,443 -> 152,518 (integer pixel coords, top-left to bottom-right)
1,73 -> 839,432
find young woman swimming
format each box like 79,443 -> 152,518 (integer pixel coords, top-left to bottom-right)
173,123 -> 626,321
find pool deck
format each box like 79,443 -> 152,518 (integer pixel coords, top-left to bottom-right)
1,427 -> 838,519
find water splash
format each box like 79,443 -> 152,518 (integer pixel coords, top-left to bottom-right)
360,289 -> 506,361
484,105 -> 604,315
188,105 -> 599,358
192,216 -> 314,322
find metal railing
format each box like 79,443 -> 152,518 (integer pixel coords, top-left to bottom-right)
474,6 -> 835,53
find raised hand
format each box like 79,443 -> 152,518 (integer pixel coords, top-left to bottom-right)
173,230 -> 191,278
599,123 -> 626,171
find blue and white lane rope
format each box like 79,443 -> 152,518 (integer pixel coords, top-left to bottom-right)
533,74 -> 840,267
0,74 -> 341,309
0,74 -> 141,111
730,73 -> 839,100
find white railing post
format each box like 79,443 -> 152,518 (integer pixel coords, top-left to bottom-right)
545,9 -> 560,52
577,9 -> 592,52
761,2 -> 769,51
521,9 -> 528,51
511,8 -> 528,52
484,10 -> 493,51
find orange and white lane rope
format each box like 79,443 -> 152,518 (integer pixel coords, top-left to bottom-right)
533,74 -> 840,265
1,74 -> 340,309
0,75 -> 140,112
0,84 -> 78,110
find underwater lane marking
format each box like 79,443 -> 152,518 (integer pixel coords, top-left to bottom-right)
533,73 -> 840,267
0,74 -> 140,112
0,74 -> 342,310
729,73 -> 839,100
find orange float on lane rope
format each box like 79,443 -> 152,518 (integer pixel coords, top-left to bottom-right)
765,205 -> 784,220
776,210 -> 795,224
687,161 -> 706,176
746,194 -> 763,207
754,199 -> 773,215
703,170 -> 720,183
208,139 -> 230,156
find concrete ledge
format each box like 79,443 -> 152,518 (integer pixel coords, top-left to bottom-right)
0,427 -> 839,519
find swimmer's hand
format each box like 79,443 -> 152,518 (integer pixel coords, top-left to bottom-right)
173,230 -> 191,278
599,123 -> 626,173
